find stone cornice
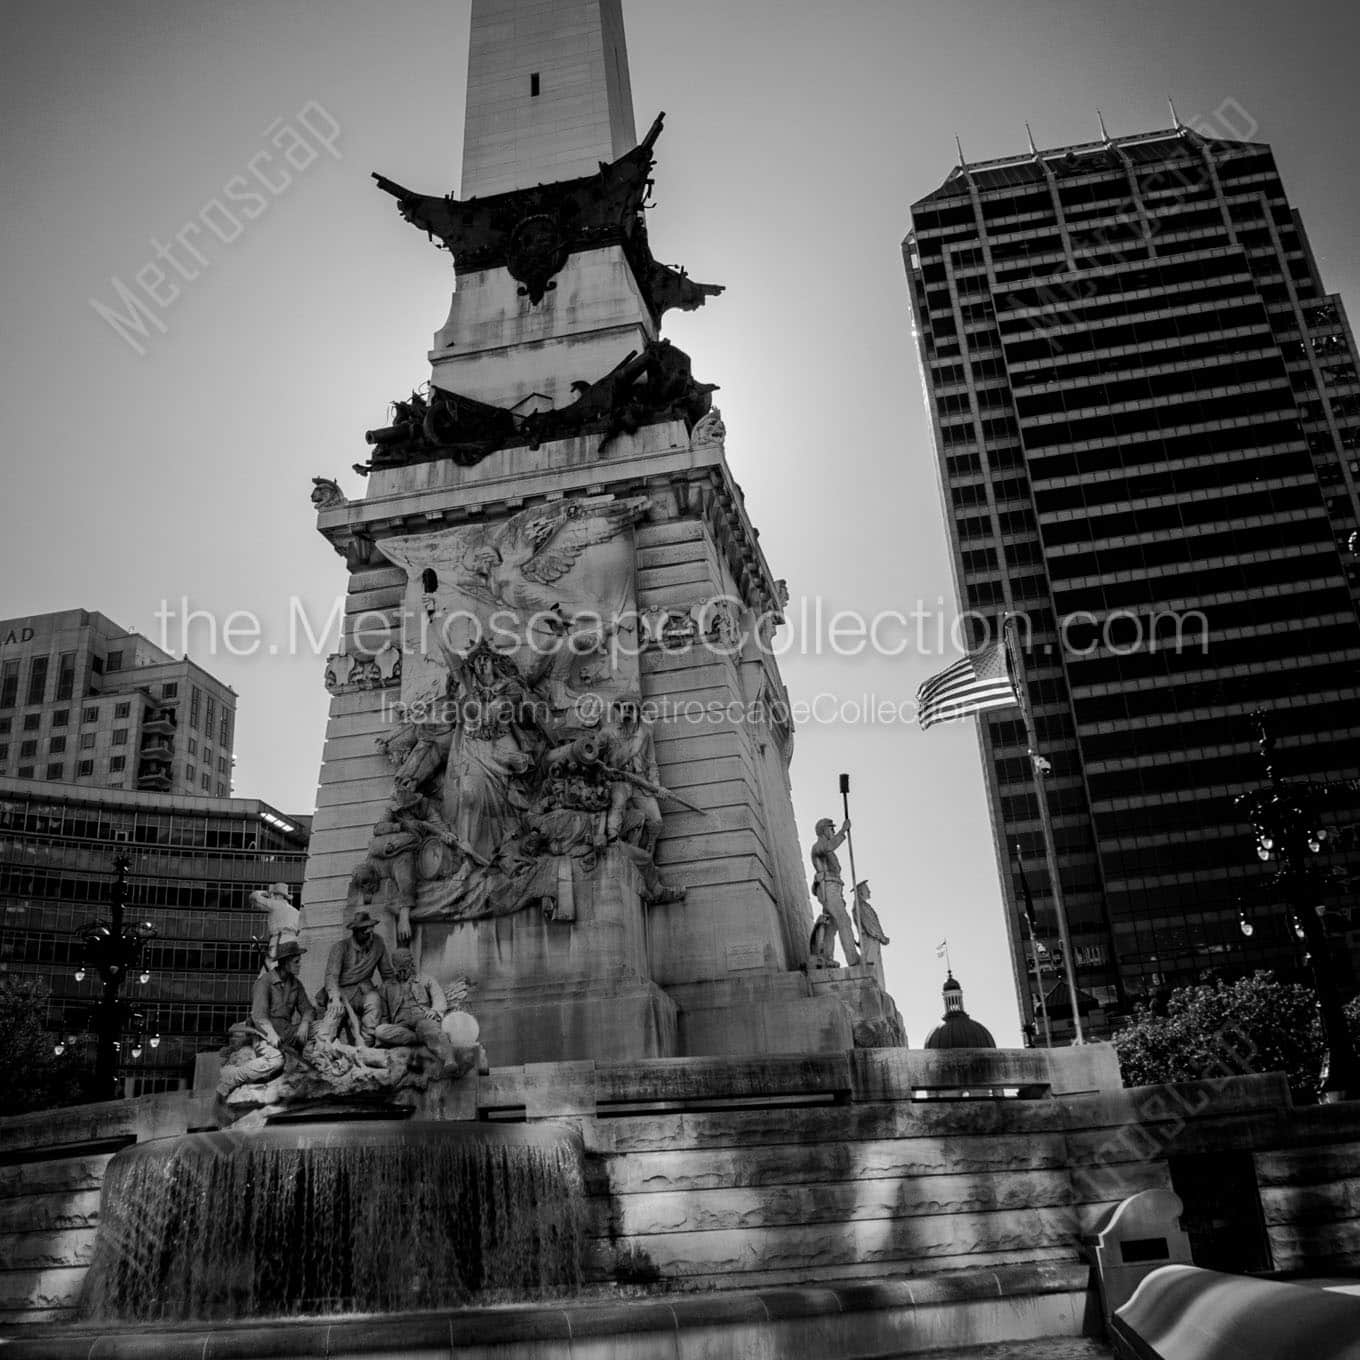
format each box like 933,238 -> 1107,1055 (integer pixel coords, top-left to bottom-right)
315,424 -> 785,621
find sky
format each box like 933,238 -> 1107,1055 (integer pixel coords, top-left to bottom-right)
4,0 -> 1360,1047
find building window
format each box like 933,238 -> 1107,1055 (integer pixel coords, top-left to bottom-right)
56,652 -> 75,701
162,682 -> 178,699
530,72 -> 540,96
49,736 -> 66,753
17,765 -> 33,779
82,705 -> 98,723
205,697 -> 216,732
107,650 -> 124,671
19,740 -> 37,758
80,732 -> 95,750
112,728 -> 128,746
201,773 -> 211,791
115,702 -> 131,719
78,759 -> 93,776
190,688 -> 201,729
0,661 -> 18,709
218,756 -> 228,774
0,744 -> 7,761
188,738 -> 197,757
220,711 -> 231,748
0,718 -> 9,735
186,763 -> 195,782
45,762 -> 63,780
25,657 -> 48,706
110,755 -> 126,772
22,713 -> 40,731
52,709 -> 68,727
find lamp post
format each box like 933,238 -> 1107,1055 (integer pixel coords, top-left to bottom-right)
1235,712 -> 1360,1103
66,853 -> 158,1100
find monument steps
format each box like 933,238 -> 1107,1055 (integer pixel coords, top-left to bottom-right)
0,1192 -> 99,1237
594,1169 -> 1084,1234
593,1133 -> 1074,1190
1,1225 -> 98,1272
583,1207 -> 1083,1277
0,1155 -> 112,1201
579,1246 -> 1085,1295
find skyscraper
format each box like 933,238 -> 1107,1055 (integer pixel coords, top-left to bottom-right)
0,778 -> 309,1093
0,610 -> 237,798
905,125 -> 1360,1039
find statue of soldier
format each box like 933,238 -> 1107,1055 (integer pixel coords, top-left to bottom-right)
854,880 -> 890,968
249,939 -> 316,1054
321,911 -> 389,1043
373,947 -> 453,1066
247,881 -> 300,966
217,1020 -> 285,1097
599,700 -> 664,850
810,817 -> 860,966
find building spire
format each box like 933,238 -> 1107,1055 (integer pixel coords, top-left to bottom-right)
1025,122 -> 1038,156
1097,109 -> 1110,144
1168,95 -> 1182,130
954,134 -> 967,168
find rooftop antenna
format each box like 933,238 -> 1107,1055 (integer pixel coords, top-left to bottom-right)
1168,95 -> 1183,130
1025,121 -> 1038,156
1097,109 -> 1111,143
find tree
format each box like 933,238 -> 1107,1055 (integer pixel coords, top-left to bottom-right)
1112,970 -> 1360,1103
0,975 -> 88,1115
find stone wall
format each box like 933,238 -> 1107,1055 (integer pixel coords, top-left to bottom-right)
5,1046 -> 1359,1331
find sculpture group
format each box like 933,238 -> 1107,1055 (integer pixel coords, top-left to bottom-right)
338,494 -> 691,959
808,816 -> 890,970
217,907 -> 482,1124
351,653 -> 687,952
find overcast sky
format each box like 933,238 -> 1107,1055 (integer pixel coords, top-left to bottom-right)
4,0 -> 1359,1046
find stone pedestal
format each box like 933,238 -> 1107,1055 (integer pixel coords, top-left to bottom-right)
810,964 -> 908,1049
421,846 -> 677,1066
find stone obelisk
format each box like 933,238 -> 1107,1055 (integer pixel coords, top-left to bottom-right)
299,0 -> 902,1063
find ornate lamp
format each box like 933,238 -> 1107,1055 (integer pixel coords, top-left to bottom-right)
65,853 -> 159,1098
1235,711 -> 1360,1102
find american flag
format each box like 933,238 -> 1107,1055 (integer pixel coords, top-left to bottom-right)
916,642 -> 1019,730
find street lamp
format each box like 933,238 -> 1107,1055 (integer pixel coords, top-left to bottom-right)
68,853 -> 158,1100
1235,711 -> 1360,1103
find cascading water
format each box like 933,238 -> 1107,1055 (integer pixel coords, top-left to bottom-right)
77,1120 -> 586,1322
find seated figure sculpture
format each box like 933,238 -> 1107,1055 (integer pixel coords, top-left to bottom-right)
374,947 -> 454,1069
249,939 -> 315,1052
320,910 -> 388,1042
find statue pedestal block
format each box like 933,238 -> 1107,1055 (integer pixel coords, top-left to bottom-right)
669,972 -> 854,1057
810,964 -> 908,1049
419,845 -> 678,1066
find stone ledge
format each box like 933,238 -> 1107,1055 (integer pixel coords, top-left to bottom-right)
0,1263 -> 1091,1359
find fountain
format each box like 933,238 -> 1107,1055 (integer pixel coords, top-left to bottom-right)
77,1119 -> 585,1322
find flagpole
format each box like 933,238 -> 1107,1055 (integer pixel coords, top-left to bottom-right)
1014,841 -> 1053,1048
839,773 -> 861,939
1026,917 -> 1053,1048
1003,614 -> 1085,1044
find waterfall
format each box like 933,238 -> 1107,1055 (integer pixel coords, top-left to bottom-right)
78,1120 -> 586,1322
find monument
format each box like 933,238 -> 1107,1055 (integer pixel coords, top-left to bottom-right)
300,0 -> 902,1065
16,7 -> 1360,1354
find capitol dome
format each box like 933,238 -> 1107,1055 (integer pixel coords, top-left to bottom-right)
923,972 -> 997,1050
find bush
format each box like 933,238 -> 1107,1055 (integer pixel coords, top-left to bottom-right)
1112,970 -> 1338,1102
0,975 -> 88,1115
